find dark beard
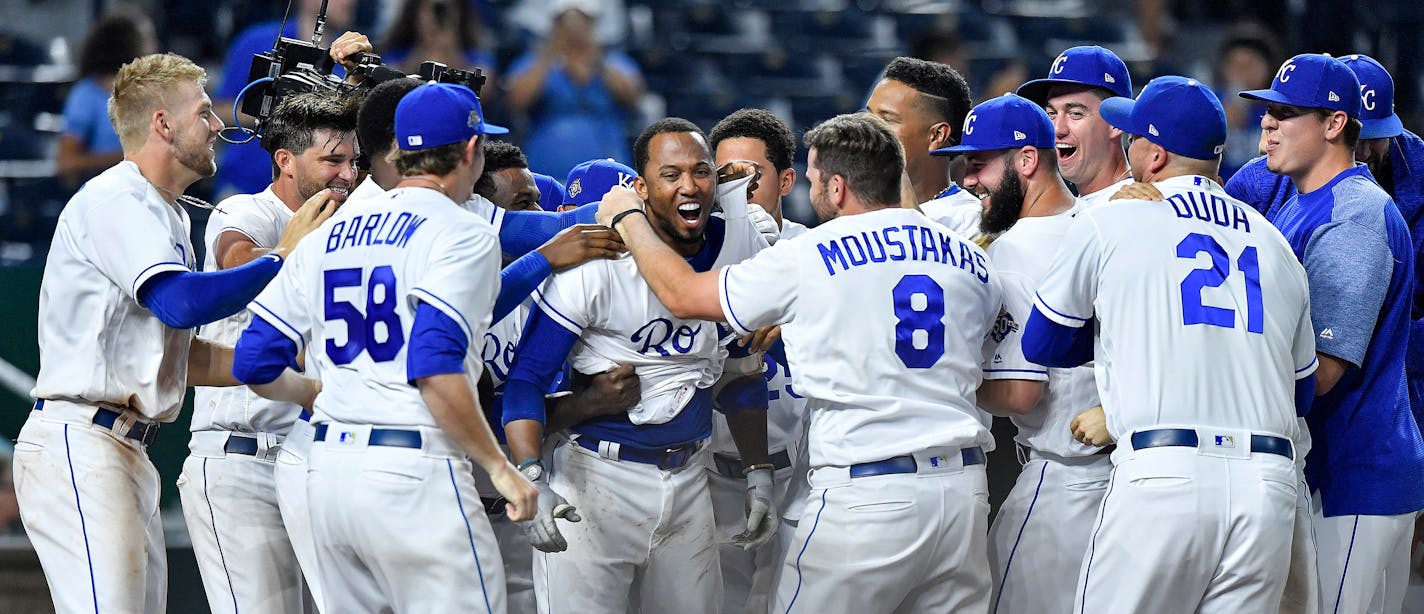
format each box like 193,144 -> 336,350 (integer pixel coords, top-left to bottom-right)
979,165 -> 1025,235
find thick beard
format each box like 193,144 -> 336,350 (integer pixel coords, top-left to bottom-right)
651,203 -> 706,248
176,137 -> 216,178
979,164 -> 1025,235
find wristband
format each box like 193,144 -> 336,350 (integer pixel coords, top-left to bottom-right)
518,458 -> 545,471
742,463 -> 775,476
610,208 -> 647,228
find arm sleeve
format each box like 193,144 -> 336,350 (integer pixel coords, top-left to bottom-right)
407,302 -> 470,381
1296,373 -> 1317,417
1302,220 -> 1393,367
494,204 -> 597,258
233,316 -> 300,385
138,254 -> 284,329
718,240 -> 799,336
501,303 -> 581,426
983,271 -> 1050,381
493,251 -> 552,323
1224,161 -> 1265,213
1022,308 -> 1095,368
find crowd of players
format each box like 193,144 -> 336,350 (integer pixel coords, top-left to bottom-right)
6,17 -> 1424,614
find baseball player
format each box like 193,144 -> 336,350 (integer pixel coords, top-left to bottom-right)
12,53 -> 325,613
1239,54 -> 1424,614
501,118 -> 775,614
474,140 -> 544,212
708,107 -> 809,613
936,94 -> 1109,614
598,112 -> 1003,612
233,82 -> 539,613
563,157 -> 639,209
1016,46 -> 1135,209
1025,75 -> 1316,613
532,172 -> 566,211
866,57 -> 983,236
181,90 -> 358,614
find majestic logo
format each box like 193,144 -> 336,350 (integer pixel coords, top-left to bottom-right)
1148,125 -> 1160,137
1276,60 -> 1296,84
467,110 -> 481,128
964,113 -> 977,135
1051,54 -> 1068,75
1013,130 -> 1026,141
568,178 -> 583,198
1328,91 -> 1341,103
1361,85 -> 1377,111
1320,328 -> 1335,340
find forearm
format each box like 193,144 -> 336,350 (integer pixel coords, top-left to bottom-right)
495,252 -> 552,321
505,419 -> 546,465
421,373 -> 513,473
1315,353 -> 1348,396
725,407 -> 771,466
546,392 -> 599,432
506,59 -> 553,111
602,64 -> 642,107
977,379 -> 1043,417
187,337 -> 239,387
612,213 -> 721,320
220,245 -> 275,269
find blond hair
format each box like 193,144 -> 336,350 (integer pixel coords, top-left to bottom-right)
107,53 -> 207,152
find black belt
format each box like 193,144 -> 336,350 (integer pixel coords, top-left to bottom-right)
712,449 -> 793,479
224,435 -> 260,455
34,399 -> 160,447
849,447 -> 986,478
576,436 -> 703,470
313,424 -> 423,449
1130,428 -> 1293,459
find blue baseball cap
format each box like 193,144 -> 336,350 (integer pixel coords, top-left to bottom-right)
932,94 -> 1056,155
532,172 -> 566,211
1016,46 -> 1133,103
1100,76 -> 1226,160
395,82 -> 508,151
1340,54 -> 1402,139
1239,54 -> 1361,117
564,158 -> 638,207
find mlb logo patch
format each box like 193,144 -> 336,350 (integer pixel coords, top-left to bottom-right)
339,431 -> 356,444
928,455 -> 947,467
1213,435 -> 1235,448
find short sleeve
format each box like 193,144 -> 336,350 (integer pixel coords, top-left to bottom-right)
211,198 -> 284,249
1032,215 -> 1103,328
606,52 -> 643,79
719,239 -> 799,336
248,243 -> 314,350
407,225 -> 501,346
1302,220 -> 1392,367
61,81 -> 98,143
80,191 -> 191,299
531,261 -> 600,335
984,271 -> 1048,381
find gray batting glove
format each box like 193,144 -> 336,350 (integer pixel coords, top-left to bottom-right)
731,467 -> 778,550
525,478 -> 581,553
745,204 -> 780,245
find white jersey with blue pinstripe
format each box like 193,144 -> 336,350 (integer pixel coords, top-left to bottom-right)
983,202 -> 1101,458
32,161 -> 197,421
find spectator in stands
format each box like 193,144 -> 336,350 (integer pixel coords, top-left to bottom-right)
380,0 -> 496,90
1214,23 -> 1280,180
212,0 -> 356,198
506,0 -> 644,180
56,4 -> 156,185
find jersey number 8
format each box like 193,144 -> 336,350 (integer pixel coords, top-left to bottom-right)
892,274 -> 946,368
324,265 -> 406,364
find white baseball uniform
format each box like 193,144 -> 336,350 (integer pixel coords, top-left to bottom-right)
918,184 -> 984,238
981,203 -> 1112,614
521,205 -> 767,614
246,186 -> 507,613
178,186 -> 314,614
1031,175 -> 1316,613
709,219 -> 810,614
1075,177 -> 1134,210
14,161 -> 195,613
719,206 -> 1002,613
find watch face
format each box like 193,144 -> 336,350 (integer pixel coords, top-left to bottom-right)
520,463 -> 544,481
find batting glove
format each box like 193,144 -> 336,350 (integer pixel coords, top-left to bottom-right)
731,467 -> 778,550
525,478 -> 581,553
745,204 -> 781,245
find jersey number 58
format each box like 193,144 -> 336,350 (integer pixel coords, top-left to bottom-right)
324,265 -> 407,364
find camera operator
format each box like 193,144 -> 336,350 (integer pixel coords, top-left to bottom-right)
180,89 -> 361,614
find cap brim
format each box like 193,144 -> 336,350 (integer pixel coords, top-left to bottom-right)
1097,97 -> 1139,134
1360,114 -> 1404,140
931,144 -> 997,156
480,123 -> 510,135
1016,78 -> 1124,104
1238,88 -> 1297,106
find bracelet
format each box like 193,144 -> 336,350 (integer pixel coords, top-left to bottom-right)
610,207 -> 647,228
742,463 -> 776,476
517,458 -> 545,471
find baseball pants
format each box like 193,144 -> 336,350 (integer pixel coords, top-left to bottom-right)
1313,496 -> 1415,614
989,453 -> 1111,614
273,416 -> 324,610
533,438 -> 720,614
1281,473 -> 1321,614
178,431 -> 310,614
773,447 -> 993,614
307,422 -> 507,614
708,459 -> 795,614
474,452 -> 536,614
1074,445 -> 1297,614
12,403 -> 166,613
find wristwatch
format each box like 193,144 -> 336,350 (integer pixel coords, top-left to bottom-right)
519,459 -> 546,481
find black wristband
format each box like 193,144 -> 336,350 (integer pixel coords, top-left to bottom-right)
610,208 -> 647,228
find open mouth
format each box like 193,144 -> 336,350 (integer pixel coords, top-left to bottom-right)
1056,143 -> 1078,162
328,185 -> 351,200
677,202 -> 702,226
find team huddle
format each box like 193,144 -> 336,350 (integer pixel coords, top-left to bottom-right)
7,24 -> 1424,614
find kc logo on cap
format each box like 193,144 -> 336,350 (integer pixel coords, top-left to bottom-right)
1017,45 -> 1134,103
932,94 -> 1055,156
1239,53 -> 1362,118
1340,53 -> 1403,139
